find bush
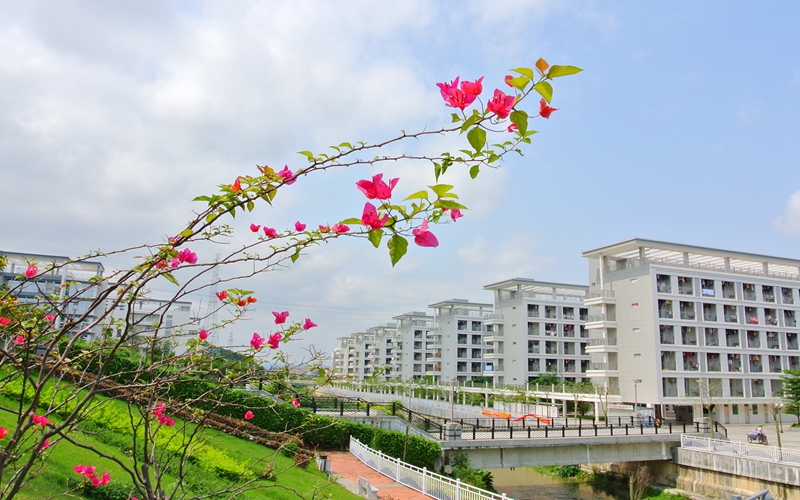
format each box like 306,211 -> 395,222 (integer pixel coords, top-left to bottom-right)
81,483 -> 138,500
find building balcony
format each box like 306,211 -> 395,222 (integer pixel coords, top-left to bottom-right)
484,351 -> 504,360
585,314 -> 616,329
483,332 -> 504,343
482,314 -> 504,325
586,363 -> 619,377
584,289 -> 616,307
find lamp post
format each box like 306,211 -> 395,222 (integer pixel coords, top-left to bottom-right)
633,379 -> 642,421
450,377 -> 456,423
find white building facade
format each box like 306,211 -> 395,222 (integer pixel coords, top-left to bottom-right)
428,299 -> 492,383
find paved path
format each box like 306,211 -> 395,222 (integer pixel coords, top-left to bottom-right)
723,423 -> 800,449
328,451 -> 430,500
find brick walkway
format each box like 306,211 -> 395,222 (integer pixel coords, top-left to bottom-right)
328,451 -> 429,500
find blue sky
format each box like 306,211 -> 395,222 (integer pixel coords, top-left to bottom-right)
2,1 -> 800,360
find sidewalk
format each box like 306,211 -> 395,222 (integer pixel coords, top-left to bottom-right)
328,451 -> 430,500
723,423 -> 800,449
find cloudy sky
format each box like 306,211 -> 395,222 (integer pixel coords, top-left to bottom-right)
2,1 -> 800,361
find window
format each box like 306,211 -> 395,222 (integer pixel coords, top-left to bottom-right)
732,404 -> 739,415
657,274 -> 671,293
701,279 -> 715,297
752,404 -> 759,415
632,303 -> 639,308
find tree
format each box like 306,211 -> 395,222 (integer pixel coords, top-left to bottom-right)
780,369 -> 800,424
0,59 -> 581,499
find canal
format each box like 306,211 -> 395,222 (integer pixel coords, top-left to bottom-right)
491,467 -> 621,500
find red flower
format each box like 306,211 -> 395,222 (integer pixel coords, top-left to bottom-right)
40,438 -> 50,451
244,411 -> 255,420
319,225 -> 330,233
216,290 -> 228,301
0,427 -> 8,439
267,332 -> 282,349
0,317 -> 11,326
507,123 -> 518,133
504,75 -> 514,87
332,223 -> 349,234
13,335 -> 24,345
246,296 -> 257,303
177,248 -> 197,264
32,414 -> 51,427
487,89 -> 515,119
356,173 -> 398,200
292,398 -> 301,408
460,76 -> 484,96
295,221 -> 306,231
361,202 -> 388,230
250,223 -> 261,232
250,333 -> 265,350
231,178 -> 242,192
450,209 -> 464,221
198,329 -> 209,340
263,227 -> 278,238
302,318 -> 317,330
25,265 -> 37,279
538,98 -> 558,119
237,299 -> 247,307
412,219 -> 439,248
273,311 -> 289,324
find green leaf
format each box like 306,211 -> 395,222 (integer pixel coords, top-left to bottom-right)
507,75 -> 530,91
511,67 -> 534,80
339,142 -> 353,149
510,109 -> 529,136
387,235 -> 408,267
547,65 -> 584,78
246,200 -> 255,212
451,113 -> 461,123
368,229 -> 383,248
179,229 -> 193,238
533,81 -> 553,103
403,190 -> 429,201
163,273 -> 179,286
467,126 -> 487,153
298,150 -> 314,160
193,196 -> 211,202
340,218 -> 362,225
205,213 -> 216,224
429,184 -> 455,198
469,165 -> 480,179
434,163 -> 442,181
435,199 -> 467,210
291,250 -> 300,263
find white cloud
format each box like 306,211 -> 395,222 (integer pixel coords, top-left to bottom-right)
772,190 -> 800,235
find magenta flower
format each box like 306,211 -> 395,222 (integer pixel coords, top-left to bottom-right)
361,203 -> 388,230
250,223 -> 261,232
0,317 -> 10,326
250,332 -> 265,350
292,398 -> 301,408
437,77 -> 459,100
170,258 -> 181,269
538,98 -> 558,119
277,165 -> 296,185
356,173 -> 399,200
273,311 -> 289,324
504,75 -> 514,87
40,438 -> 50,451
507,123 -> 518,133
461,76 -> 484,96
302,318 -> 317,330
487,89 -> 516,119
25,265 -> 37,279
0,427 -> 7,440
267,332 -> 282,349
319,225 -> 330,233
244,410 -> 255,420
295,221 -> 306,231
450,209 -> 464,221
263,227 -> 278,238
45,314 -> 56,322
152,402 -> 176,427
332,223 -> 349,234
13,335 -> 24,345
177,248 -> 197,264
413,219 -> 439,248
198,329 -> 209,340
32,414 -> 50,427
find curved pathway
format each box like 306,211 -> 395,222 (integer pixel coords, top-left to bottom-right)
328,451 -> 430,500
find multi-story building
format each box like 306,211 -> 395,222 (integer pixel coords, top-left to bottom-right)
483,278 -> 590,387
1,251 -> 107,339
583,238 -> 800,424
428,299 -> 492,383
394,311 -> 436,381
332,323 -> 400,380
105,297 -> 197,354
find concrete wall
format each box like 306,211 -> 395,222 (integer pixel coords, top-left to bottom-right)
345,416 -> 436,440
674,448 -> 800,500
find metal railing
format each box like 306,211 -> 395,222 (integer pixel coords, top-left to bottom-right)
681,435 -> 800,465
350,436 -> 510,500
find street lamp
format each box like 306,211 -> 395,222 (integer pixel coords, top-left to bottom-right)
633,379 -> 642,420
450,377 -> 456,423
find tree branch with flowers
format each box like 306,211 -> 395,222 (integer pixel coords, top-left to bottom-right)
0,58 -> 580,499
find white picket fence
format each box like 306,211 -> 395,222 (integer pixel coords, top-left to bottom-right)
349,436 -> 511,500
681,434 -> 800,465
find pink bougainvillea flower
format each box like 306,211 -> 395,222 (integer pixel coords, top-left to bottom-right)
295,221 -> 306,231
154,258 -> 167,270
198,329 -> 209,340
273,311 -> 289,324
436,77 -> 459,100
0,317 -> 12,326
45,314 -> 56,322
460,76 -> 484,96
25,264 -> 37,279
13,335 -> 24,345
152,403 -> 175,427
246,296 -> 257,303
412,219 -> 439,248
442,88 -> 475,110
32,414 -> 51,427
0,427 -> 8,439
277,165 -> 296,185
361,202 -> 388,230
170,258 -> 181,269
507,123 -> 518,133
267,332 -> 282,349
250,333 -> 265,350
40,438 -> 50,451
538,98 -> 558,119
216,290 -> 228,301
356,173 -> 399,200
177,248 -> 197,264
292,398 -> 301,408
332,223 -> 349,234
302,318 -> 317,330
230,177 -> 242,192
318,225 -> 330,233
244,410 -> 255,420
487,89 -> 515,119
504,75 -> 514,87
450,209 -> 464,221
250,223 -> 261,232
263,227 -> 278,238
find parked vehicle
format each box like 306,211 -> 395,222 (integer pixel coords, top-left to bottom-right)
747,429 -> 768,445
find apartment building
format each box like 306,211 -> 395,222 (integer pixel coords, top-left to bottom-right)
428,299 -> 492,383
106,297 -> 197,354
394,311 -> 436,381
583,238 -> 800,424
483,279 -> 590,387
332,323 -> 401,380
1,251 -> 107,339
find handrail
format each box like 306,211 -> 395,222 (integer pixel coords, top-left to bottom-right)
680,434 -> 800,465
349,436 -> 510,500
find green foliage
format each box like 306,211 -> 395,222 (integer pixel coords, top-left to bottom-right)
81,482 -> 138,500
450,453 -> 494,491
780,370 -> 800,421
554,465 -> 582,478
